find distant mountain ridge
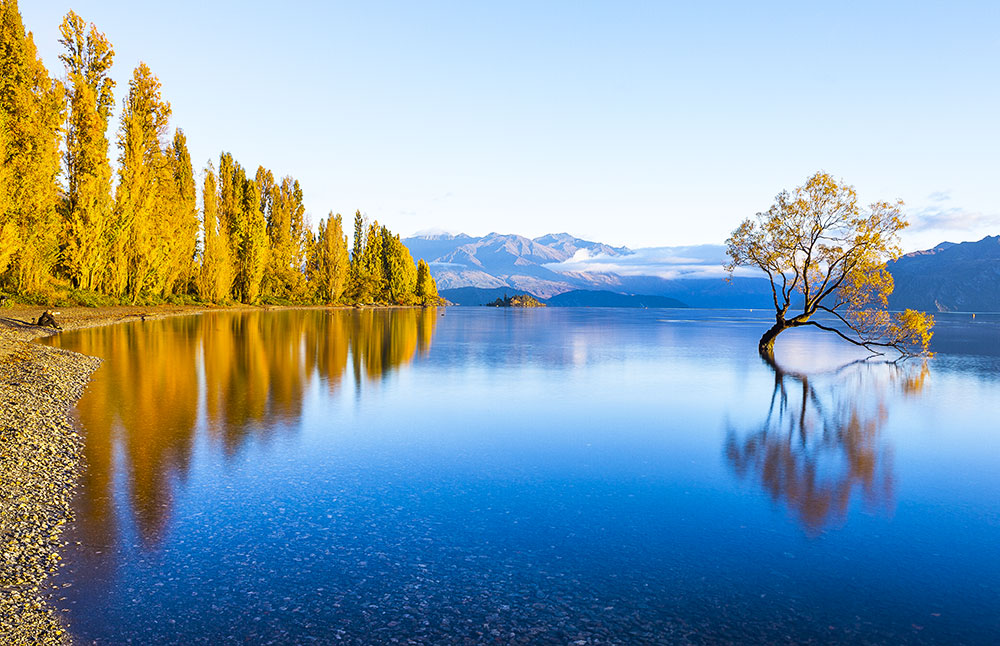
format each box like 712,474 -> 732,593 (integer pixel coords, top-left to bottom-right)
406,232 -> 1000,312
888,235 -> 1000,312
405,232 -> 772,307
404,232 -> 633,299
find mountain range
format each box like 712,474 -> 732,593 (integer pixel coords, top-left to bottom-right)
404,232 -> 773,307
403,232 -> 1000,311
887,235 -> 1000,312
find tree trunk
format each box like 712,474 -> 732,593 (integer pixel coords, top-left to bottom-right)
758,321 -> 787,359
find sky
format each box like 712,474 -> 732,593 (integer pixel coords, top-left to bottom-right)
19,0 -> 1000,251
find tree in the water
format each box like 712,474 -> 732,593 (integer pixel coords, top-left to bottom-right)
725,172 -> 934,358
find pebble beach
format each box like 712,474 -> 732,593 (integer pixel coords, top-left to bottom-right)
0,306 -> 210,644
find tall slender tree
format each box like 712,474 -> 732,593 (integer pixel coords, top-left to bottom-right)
0,111 -> 15,276
198,164 -> 232,302
160,129 -> 198,296
382,228 -> 417,302
224,160 -> 267,304
415,258 -> 438,304
357,220 -> 387,302
57,10 -> 114,291
287,179 -> 307,296
110,62 -> 171,301
0,0 -> 65,292
311,212 -> 349,303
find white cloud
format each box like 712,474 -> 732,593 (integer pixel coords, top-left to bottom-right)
908,201 -> 1000,233
409,227 -> 460,237
543,245 -> 762,280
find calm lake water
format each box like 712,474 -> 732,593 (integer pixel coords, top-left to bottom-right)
45,308 -> 1000,645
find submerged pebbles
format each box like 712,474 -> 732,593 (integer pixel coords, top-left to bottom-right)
1,331 -> 101,645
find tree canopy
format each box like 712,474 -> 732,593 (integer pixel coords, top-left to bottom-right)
0,3 -> 441,308
725,172 -> 934,357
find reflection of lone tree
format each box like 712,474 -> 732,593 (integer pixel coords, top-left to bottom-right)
725,355 -> 926,535
725,172 -> 934,359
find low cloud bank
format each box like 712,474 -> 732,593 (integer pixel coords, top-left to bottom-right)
544,245 -> 761,280
907,205 -> 1000,233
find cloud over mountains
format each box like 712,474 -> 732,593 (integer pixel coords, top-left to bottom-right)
542,245 -> 754,280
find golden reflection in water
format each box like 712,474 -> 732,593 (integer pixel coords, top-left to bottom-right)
725,358 -> 929,536
50,308 -> 439,550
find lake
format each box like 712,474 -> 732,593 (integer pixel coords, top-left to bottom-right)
44,308 -> 1000,645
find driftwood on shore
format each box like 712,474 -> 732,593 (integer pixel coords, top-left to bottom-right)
35,311 -> 61,330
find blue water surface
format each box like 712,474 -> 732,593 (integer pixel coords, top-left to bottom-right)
46,308 -> 1000,645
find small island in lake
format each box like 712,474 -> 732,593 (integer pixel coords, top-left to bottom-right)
486,294 -> 546,307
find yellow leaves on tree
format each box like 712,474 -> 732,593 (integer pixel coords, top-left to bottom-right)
415,259 -> 438,305
0,0 -> 64,292
1,1 -> 443,307
198,166 -> 233,303
726,172 -> 934,356
58,10 -> 115,291
311,212 -> 350,303
111,62 -> 172,302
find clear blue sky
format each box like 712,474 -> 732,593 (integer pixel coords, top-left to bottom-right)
20,1 -> 1000,250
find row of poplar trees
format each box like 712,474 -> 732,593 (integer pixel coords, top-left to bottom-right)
0,2 -> 439,306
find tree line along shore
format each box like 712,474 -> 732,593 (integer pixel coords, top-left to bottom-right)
1,2 -> 441,310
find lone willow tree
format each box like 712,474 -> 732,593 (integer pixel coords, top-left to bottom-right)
726,172 -> 934,359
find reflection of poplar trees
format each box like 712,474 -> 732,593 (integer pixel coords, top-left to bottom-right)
305,311 -> 349,394
51,309 -> 439,548
58,318 -> 201,545
725,357 -> 927,536
349,308 -> 436,384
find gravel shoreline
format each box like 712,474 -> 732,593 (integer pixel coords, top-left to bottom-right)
0,303 -> 429,644
0,305 -> 225,644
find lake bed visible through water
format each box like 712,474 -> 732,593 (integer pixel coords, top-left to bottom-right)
45,308 -> 1000,645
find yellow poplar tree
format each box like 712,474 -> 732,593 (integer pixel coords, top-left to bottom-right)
382,228 -> 417,303
239,176 -> 268,304
415,258 -> 438,304
158,129 -> 198,296
357,220 -> 387,302
216,152 -> 241,299
287,179 -> 307,298
224,159 -> 267,304
257,170 -> 308,300
0,111 -> 14,276
110,62 -> 171,302
311,212 -> 349,303
58,10 -> 114,291
198,165 -> 232,302
0,0 -> 64,292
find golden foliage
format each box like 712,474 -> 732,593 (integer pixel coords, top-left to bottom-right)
726,172 -> 933,355
311,212 -> 350,303
58,10 -> 115,291
110,62 -> 172,302
415,258 -> 439,304
0,0 -> 64,292
1,3 -> 440,306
